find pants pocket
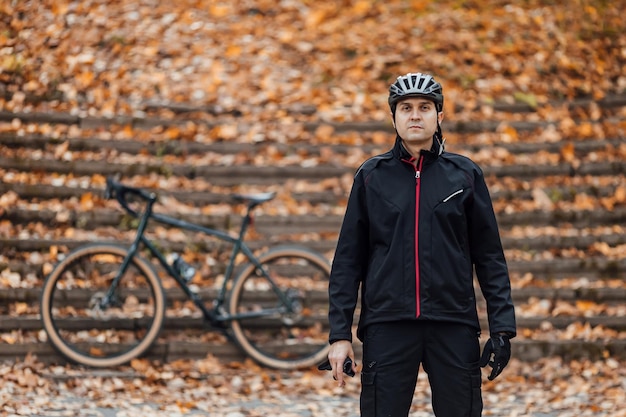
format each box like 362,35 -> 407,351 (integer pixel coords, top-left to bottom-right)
360,371 -> 376,417
470,371 -> 483,417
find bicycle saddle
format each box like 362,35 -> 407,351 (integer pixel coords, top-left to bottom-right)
232,191 -> 276,207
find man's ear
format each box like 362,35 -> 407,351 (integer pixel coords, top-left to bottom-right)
390,112 -> 396,129
438,111 -> 444,124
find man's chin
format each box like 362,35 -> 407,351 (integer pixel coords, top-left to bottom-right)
403,137 -> 432,148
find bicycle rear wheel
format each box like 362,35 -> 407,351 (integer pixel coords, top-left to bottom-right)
40,243 -> 166,367
228,245 -> 331,370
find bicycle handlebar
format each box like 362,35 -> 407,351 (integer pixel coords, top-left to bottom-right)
105,176 -> 157,217
105,176 -> 277,219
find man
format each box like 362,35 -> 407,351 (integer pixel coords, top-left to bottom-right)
325,72 -> 516,417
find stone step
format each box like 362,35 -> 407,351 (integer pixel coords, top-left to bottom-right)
1,156 -> 624,185
1,181 -> 620,210
0,202 -> 626,234
4,314 -> 626,335
0,111 -> 611,135
1,132 -> 622,159
3,230 -> 623,266
0,286 -> 626,308
2,237 -> 625,280
1,336 -> 625,365
2,91 -> 625,132
3,206 -> 625,237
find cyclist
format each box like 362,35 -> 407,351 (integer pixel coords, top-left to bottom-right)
325,72 -> 516,417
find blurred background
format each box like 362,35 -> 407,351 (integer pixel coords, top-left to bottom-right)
0,0 -> 624,416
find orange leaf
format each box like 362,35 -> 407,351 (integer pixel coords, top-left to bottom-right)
209,4 -> 229,17
14,302 -> 28,315
352,1 -> 371,15
76,71 -> 94,89
306,9 -> 327,28
165,126 -> 181,140
575,300 -> 598,312
560,142 -> 575,162
577,122 -> 594,138
80,192 -> 94,210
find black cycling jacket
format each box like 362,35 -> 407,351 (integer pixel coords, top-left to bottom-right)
328,136 -> 516,343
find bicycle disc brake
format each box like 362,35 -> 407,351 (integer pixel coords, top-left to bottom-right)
281,288 -> 305,326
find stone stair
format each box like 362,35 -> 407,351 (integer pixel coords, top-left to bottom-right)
1,94 -> 625,365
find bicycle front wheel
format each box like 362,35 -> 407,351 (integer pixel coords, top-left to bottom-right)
228,245 -> 331,370
40,243 -> 166,367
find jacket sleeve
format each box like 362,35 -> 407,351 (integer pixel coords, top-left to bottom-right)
468,167 -> 517,337
328,173 -> 369,343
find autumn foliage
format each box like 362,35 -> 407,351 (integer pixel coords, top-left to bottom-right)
1,0 -> 623,121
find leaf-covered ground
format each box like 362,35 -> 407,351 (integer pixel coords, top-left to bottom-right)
1,355 -> 625,417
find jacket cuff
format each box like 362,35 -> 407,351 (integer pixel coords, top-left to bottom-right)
329,335 -> 352,345
491,330 -> 516,339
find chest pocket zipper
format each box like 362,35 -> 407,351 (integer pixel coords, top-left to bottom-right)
443,189 -> 464,203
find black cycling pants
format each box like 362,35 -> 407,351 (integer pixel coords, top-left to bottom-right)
360,321 -> 482,417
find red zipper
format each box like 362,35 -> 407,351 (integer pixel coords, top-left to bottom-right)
414,156 -> 423,317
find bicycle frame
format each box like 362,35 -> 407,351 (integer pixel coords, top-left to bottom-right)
105,180 -> 296,327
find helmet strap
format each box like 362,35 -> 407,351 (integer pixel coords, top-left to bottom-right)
433,121 -> 445,155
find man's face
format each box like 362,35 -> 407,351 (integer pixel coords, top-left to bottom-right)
392,97 -> 443,151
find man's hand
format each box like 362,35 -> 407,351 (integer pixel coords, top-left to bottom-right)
479,334 -> 511,380
326,340 -> 355,387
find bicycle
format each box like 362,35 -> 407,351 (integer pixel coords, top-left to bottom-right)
40,177 -> 331,370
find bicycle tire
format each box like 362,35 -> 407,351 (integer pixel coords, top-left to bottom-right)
40,243 -> 166,367
228,245 -> 331,370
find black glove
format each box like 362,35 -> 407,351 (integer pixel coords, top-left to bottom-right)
479,334 -> 511,380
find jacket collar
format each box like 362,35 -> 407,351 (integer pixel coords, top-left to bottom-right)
392,135 -> 445,161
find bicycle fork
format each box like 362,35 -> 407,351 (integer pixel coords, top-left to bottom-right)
98,196 -> 157,310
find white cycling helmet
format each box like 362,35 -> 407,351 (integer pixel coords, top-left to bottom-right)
388,72 -> 444,113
